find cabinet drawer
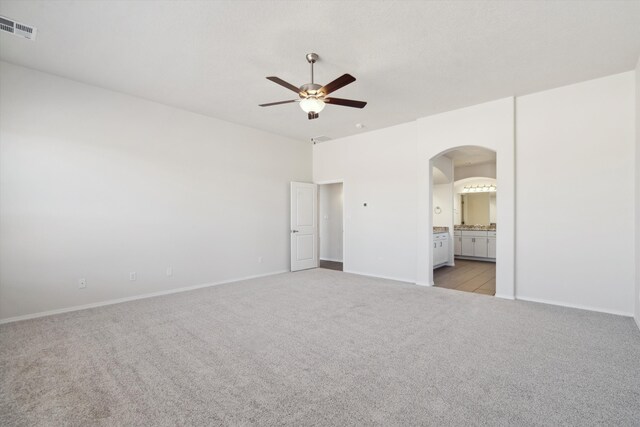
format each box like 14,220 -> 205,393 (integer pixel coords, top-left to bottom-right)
453,231 -> 461,236
488,231 -> 496,237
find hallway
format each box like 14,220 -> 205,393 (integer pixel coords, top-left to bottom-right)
319,260 -> 343,271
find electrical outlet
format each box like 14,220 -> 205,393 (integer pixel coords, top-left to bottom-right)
166,266 -> 173,277
129,272 -> 136,281
258,256 -> 263,263
78,278 -> 87,289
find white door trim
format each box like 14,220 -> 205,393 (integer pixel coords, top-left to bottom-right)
315,180 -> 345,270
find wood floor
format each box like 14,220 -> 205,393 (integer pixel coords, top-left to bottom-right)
319,260 -> 343,271
433,259 -> 496,296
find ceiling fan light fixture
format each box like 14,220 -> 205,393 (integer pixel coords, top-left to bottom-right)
299,97 -> 325,113
260,53 -> 366,120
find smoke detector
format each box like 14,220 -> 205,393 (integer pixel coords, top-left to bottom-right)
0,16 -> 37,41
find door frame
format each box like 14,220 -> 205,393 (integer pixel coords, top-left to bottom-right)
315,179 -> 345,269
424,145 -> 515,300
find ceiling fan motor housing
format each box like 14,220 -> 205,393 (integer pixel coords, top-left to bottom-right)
300,83 -> 323,98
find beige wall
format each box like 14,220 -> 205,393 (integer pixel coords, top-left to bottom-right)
464,193 -> 491,225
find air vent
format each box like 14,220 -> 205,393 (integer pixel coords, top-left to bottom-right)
311,136 -> 332,144
0,16 -> 37,40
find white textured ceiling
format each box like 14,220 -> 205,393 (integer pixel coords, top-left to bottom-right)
1,1 -> 639,141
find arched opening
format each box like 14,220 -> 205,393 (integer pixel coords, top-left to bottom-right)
415,98 -> 515,300
431,147 -> 497,295
420,142 -> 514,299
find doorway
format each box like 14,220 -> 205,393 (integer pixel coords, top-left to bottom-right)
318,182 -> 344,271
431,147 -> 497,296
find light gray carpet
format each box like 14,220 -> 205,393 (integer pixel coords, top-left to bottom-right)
1,269 -> 639,426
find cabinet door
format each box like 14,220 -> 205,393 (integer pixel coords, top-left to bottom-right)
433,240 -> 441,265
433,242 -> 438,265
441,239 -> 449,264
461,237 -> 474,256
454,236 -> 462,256
488,238 -> 496,258
474,237 -> 488,258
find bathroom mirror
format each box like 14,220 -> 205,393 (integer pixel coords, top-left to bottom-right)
457,192 -> 496,225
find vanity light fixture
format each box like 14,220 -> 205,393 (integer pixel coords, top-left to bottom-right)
462,184 -> 497,193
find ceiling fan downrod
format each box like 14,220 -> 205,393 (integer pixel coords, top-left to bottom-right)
306,53 -> 318,84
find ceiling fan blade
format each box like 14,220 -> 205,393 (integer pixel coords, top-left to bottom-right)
325,97 -> 367,108
266,76 -> 302,94
259,100 -> 297,107
320,74 -> 356,95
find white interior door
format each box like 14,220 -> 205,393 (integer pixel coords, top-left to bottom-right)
290,182 -> 318,271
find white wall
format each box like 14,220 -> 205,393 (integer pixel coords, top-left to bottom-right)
516,72 -> 635,316
432,183 -> 454,266
417,99 -> 515,297
0,62 -> 311,321
314,72 -> 636,315
319,183 -> 343,262
313,122 -> 419,282
432,156 -> 454,183
432,184 -> 452,227
454,162 -> 496,181
3,61 -> 636,321
314,99 -> 514,291
635,57 -> 640,328
432,156 -> 454,229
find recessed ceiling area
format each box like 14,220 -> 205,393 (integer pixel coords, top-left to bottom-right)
445,147 -> 496,168
0,0 -> 639,141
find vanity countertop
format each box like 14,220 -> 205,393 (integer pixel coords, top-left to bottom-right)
433,226 -> 449,233
454,225 -> 497,231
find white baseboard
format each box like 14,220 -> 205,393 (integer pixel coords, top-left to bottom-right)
6,270 -> 631,324
635,314 -> 640,331
320,258 -> 343,263
516,295 -> 633,317
495,293 -> 515,300
0,270 -> 289,325
415,281 -> 434,287
344,270 -> 414,284
454,256 -> 496,263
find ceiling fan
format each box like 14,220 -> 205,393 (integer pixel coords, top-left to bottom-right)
259,53 -> 367,120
